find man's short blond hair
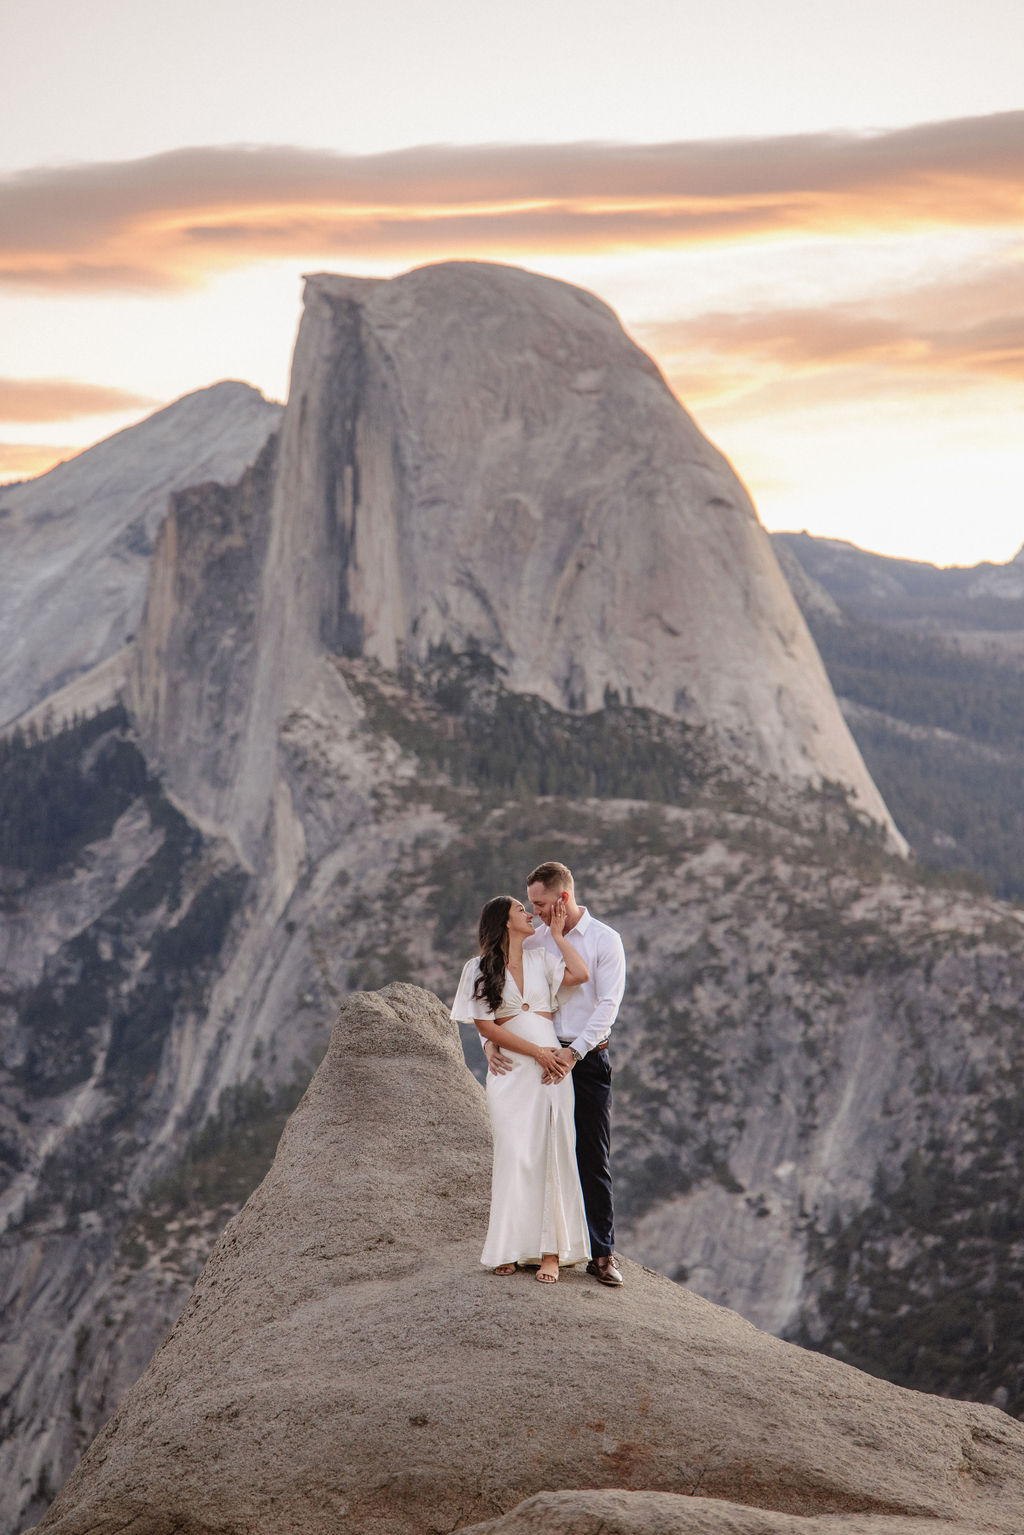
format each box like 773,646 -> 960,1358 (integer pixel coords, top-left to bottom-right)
526,861 -> 574,893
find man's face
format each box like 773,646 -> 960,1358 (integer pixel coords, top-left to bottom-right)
527,881 -> 563,926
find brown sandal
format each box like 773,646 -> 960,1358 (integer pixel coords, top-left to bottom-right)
493,1263 -> 517,1276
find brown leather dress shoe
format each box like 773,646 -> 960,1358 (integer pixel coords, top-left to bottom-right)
586,1256 -> 623,1286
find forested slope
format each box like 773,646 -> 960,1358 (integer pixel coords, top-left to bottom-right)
774,532 -> 1024,900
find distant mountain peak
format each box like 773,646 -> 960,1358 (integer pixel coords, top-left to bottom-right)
0,380 -> 282,729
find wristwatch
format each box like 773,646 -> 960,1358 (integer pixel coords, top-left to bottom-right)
570,1047 -> 584,1063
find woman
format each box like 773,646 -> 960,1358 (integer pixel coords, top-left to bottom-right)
451,895 -> 591,1282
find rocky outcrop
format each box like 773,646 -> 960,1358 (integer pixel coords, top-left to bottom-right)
464,1490 -> 1006,1534
32,985 -> 1024,1535
0,381 -> 281,730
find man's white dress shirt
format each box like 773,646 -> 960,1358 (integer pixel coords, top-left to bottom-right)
524,907 -> 626,1057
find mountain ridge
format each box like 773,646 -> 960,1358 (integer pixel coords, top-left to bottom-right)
0,381 -> 282,731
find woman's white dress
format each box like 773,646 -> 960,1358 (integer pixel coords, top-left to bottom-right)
451,948 -> 591,1269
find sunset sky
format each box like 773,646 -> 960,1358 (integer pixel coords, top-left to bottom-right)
3,0 -> 1023,567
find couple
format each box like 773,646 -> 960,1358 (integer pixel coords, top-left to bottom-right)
451,861 -> 626,1286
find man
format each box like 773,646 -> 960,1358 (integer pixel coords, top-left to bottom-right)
481,860 -> 626,1286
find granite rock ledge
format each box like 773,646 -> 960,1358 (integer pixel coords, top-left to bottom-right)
31,984 -> 1024,1535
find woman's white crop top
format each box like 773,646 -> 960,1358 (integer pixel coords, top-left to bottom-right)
451,948 -> 565,1022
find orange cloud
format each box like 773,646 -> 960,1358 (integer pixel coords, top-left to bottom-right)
0,378 -> 156,423
1,110 -> 1022,290
639,257 -> 1024,411
0,443 -> 80,479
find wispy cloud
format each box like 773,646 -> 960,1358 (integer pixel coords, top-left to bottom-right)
0,378 -> 156,422
2,111 -> 1022,291
640,256 -> 1024,412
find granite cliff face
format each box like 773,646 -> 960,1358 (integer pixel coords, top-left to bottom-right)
127,262 -> 898,867
128,435 -> 278,852
7,262 -> 1024,1534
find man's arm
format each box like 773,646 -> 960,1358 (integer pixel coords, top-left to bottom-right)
483,1028 -> 566,1081
566,927 -> 626,1058
474,1017 -> 565,1076
483,1037 -> 514,1075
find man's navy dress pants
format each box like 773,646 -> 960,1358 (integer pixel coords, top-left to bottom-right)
571,1048 -> 615,1257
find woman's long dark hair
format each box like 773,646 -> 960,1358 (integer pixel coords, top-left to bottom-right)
473,895 -> 513,1014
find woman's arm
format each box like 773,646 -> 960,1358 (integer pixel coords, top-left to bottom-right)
549,906 -> 589,989
474,1016 -> 564,1075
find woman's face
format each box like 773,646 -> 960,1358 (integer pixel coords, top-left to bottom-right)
506,899 -> 536,939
